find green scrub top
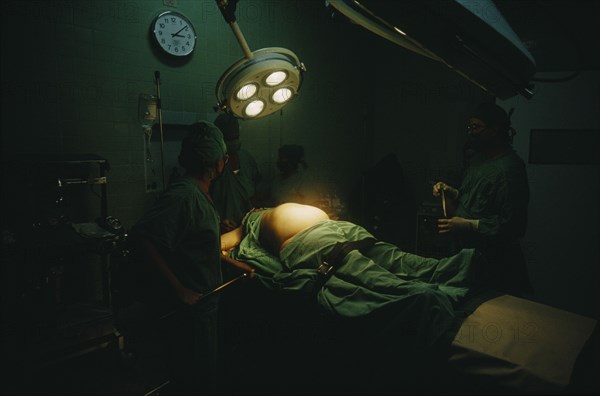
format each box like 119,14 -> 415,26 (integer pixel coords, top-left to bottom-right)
132,176 -> 223,310
455,149 -> 531,294
210,149 -> 260,225
457,149 -> 529,239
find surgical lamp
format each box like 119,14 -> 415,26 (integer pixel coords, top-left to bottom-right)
214,0 -> 306,119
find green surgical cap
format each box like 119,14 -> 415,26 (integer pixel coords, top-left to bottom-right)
179,121 -> 226,169
471,102 -> 510,130
214,112 -> 240,139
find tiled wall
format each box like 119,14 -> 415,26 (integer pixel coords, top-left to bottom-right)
1,0 -> 484,231
2,0 -> 598,319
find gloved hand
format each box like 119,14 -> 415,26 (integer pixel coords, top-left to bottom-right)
438,217 -> 479,234
176,285 -> 204,305
432,182 -> 459,199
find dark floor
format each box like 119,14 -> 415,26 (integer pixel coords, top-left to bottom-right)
3,283 -> 599,396
3,339 -> 169,396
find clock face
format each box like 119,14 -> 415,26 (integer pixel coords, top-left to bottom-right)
152,11 -> 196,57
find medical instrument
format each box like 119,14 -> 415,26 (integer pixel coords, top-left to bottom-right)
159,272 -> 248,320
441,188 -> 447,218
154,71 -> 166,191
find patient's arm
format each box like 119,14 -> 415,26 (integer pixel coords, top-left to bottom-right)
220,225 -> 255,278
221,225 -> 243,254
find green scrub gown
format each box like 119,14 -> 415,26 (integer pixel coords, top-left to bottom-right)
210,149 -> 260,225
131,175 -> 222,394
455,149 -> 531,295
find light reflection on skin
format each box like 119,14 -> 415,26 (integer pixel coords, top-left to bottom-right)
220,203 -> 330,257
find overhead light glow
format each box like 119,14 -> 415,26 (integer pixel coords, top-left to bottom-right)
236,83 -> 257,100
214,0 -> 306,120
216,48 -> 306,120
265,71 -> 287,86
244,100 -> 265,117
272,88 -> 292,104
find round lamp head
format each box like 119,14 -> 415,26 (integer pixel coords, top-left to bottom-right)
216,48 -> 306,119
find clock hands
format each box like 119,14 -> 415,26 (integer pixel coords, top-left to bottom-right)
171,25 -> 188,38
153,11 -> 195,56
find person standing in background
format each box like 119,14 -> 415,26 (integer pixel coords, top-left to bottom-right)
130,121 -> 228,395
432,102 -> 532,297
258,144 -> 321,208
210,112 -> 261,234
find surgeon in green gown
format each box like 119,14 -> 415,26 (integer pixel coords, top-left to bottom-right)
210,112 -> 261,233
433,102 -> 532,296
258,144 -> 321,207
130,121 -> 228,395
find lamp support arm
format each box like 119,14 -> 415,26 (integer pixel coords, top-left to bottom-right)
229,22 -> 253,59
216,0 -> 237,23
216,0 -> 254,60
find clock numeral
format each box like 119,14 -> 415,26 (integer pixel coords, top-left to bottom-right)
154,12 -> 195,56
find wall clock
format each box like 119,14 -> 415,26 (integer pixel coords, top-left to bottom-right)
151,10 -> 197,57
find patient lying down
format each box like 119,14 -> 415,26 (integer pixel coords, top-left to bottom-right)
221,203 -> 486,350
219,204 -> 599,395
221,202 -> 330,256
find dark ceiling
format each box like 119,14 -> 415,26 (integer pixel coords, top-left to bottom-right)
331,0 -> 600,73
494,0 -> 600,72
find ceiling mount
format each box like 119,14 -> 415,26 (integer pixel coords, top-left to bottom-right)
214,0 -> 306,120
328,0 -> 536,100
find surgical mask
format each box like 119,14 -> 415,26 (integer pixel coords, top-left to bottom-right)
467,133 -> 493,152
226,140 -> 241,153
